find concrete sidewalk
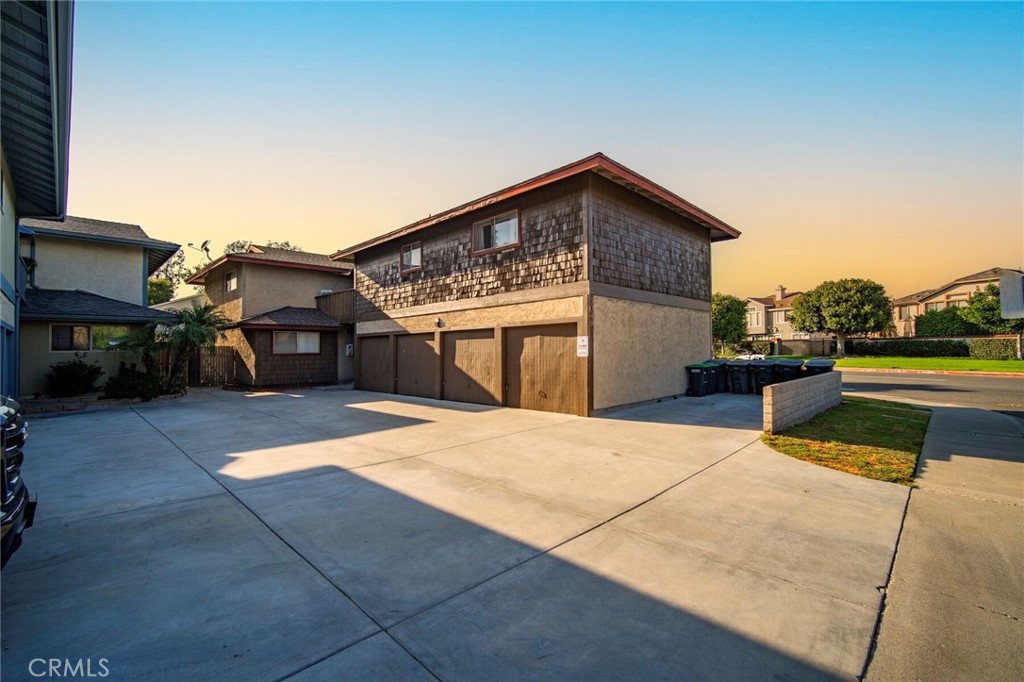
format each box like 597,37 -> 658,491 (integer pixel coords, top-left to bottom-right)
867,407 -> 1024,681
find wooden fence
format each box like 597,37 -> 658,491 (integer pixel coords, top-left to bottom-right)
315,289 -> 355,324
159,346 -> 239,387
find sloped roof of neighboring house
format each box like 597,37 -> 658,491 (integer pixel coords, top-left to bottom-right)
746,292 -> 803,308
332,152 -> 742,259
892,267 -> 1023,305
186,244 -> 352,285
20,216 -> 181,275
21,289 -> 177,323
232,306 -> 341,330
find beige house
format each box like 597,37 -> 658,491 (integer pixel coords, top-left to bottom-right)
745,286 -> 832,354
892,267 -> 1023,337
17,217 -> 180,396
186,244 -> 355,387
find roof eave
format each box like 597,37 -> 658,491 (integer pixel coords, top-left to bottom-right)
186,254 -> 351,285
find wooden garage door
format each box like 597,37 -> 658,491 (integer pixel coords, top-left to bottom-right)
396,333 -> 436,399
358,336 -> 392,393
505,323 -> 580,415
442,329 -> 497,406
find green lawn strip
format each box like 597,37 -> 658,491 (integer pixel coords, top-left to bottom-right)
835,357 -> 1024,372
761,395 -> 931,486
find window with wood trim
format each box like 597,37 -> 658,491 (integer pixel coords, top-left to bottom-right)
225,271 -> 238,292
400,242 -> 422,274
273,331 -> 320,354
472,210 -> 519,255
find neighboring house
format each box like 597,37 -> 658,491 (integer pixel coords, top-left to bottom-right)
333,152 -> 741,416
745,286 -> 813,342
17,217 -> 180,396
892,267 -> 1023,337
1,0 -> 75,397
151,292 -> 204,312
185,244 -> 354,388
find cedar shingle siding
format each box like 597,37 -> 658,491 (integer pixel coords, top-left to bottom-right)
590,177 -> 711,301
247,330 -> 337,387
356,176 -> 586,316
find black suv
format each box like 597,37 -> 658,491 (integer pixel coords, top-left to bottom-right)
2,395 -> 35,568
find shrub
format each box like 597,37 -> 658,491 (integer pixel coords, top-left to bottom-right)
913,308 -> 984,337
46,353 -> 105,397
104,362 -> 163,401
847,339 -> 969,357
750,340 -> 773,355
969,338 -> 1018,360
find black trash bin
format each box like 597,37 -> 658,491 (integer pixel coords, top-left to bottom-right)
773,359 -> 804,383
751,359 -> 775,395
727,360 -> 752,394
686,363 -> 710,397
805,359 -> 836,375
706,358 -> 731,393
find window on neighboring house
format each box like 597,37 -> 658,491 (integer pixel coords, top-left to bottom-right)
273,331 -> 320,354
747,311 -> 761,327
924,302 -> 943,312
51,325 -> 90,351
472,210 -> 519,255
225,271 -> 238,292
400,242 -> 422,274
899,305 -> 917,320
946,293 -> 969,308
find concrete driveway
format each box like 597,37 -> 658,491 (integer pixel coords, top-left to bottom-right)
1,388 -> 908,681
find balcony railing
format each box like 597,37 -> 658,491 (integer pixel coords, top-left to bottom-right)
315,289 -> 354,324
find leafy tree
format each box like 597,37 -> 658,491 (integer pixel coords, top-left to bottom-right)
223,239 -> 303,255
148,278 -> 173,305
166,303 -> 230,390
711,293 -> 748,356
111,324 -> 162,376
791,279 -> 891,357
913,307 -> 985,337
961,284 -> 1024,358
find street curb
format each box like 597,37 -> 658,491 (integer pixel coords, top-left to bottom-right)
838,367 -> 1024,379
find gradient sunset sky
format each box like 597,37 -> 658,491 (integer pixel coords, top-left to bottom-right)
64,1 -> 1022,299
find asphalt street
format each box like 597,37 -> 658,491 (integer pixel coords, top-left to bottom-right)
842,371 -> 1024,420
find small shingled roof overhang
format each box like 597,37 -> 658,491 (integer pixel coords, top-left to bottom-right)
331,152 -> 742,260
231,306 -> 342,331
1,0 -> 74,219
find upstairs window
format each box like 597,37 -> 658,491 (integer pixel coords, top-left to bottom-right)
899,305 -> 917,320
472,210 -> 519,255
400,242 -> 422,274
924,302 -> 943,312
225,271 -> 238,292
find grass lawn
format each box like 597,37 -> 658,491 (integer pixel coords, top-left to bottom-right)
834,357 -> 1024,372
762,395 -> 931,486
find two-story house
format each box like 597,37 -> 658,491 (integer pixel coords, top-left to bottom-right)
892,267 -> 1022,337
332,153 -> 741,416
17,217 -> 180,396
1,0 -> 75,397
745,286 -> 832,354
185,244 -> 354,388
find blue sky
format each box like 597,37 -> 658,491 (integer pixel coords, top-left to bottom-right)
66,1 -> 1023,296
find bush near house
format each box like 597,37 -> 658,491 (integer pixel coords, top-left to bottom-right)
969,338 -> 1019,360
104,362 -> 163,401
914,308 -> 984,337
847,339 -> 969,357
750,340 -> 773,355
46,353 -> 105,397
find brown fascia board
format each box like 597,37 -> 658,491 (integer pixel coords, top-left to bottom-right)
330,152 -> 742,260
186,254 -> 352,284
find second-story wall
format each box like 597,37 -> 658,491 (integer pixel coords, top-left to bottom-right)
29,236 -> 145,305
356,175 -> 586,317
203,260 -> 352,322
590,175 -> 711,302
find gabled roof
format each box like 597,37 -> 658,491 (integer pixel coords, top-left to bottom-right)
746,292 -> 802,308
21,288 -> 177,323
332,152 -> 741,259
1,0 -> 74,218
232,306 -> 341,330
893,267 -> 1022,305
186,244 -> 351,285
20,216 -> 181,274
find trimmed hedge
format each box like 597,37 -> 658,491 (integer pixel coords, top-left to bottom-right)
914,308 -> 984,337
969,338 -> 1018,360
750,340 -> 773,355
847,339 -> 969,357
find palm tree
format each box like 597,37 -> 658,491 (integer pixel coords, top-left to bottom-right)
166,303 -> 230,389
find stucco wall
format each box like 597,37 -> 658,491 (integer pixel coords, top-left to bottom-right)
29,236 -> 144,304
239,262 -> 351,319
19,321 -> 143,397
592,295 -> 711,410
763,372 -> 842,434
590,176 -> 711,302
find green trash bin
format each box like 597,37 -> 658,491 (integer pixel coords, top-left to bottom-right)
686,363 -> 709,397
727,360 -> 752,394
751,359 -> 775,395
706,359 -> 730,393
805,359 -> 836,375
772,359 -> 804,382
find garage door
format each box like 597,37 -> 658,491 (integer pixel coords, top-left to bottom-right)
358,336 -> 392,393
396,333 -> 436,399
442,329 -> 497,406
505,323 -> 581,415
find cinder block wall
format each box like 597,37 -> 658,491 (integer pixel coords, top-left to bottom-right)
763,372 -> 842,434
